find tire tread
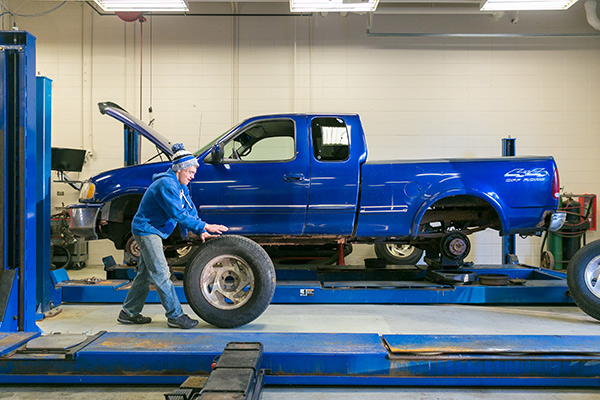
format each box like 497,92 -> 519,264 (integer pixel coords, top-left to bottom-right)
567,240 -> 600,321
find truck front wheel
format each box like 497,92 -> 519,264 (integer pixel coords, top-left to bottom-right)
567,240 -> 600,321
184,235 -> 276,328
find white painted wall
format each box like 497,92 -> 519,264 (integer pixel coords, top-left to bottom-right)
3,0 -> 600,267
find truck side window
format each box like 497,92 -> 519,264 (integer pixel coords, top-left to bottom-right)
311,117 -> 349,161
222,119 -> 295,162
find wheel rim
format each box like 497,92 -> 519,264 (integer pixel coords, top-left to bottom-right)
584,255 -> 600,299
176,246 -> 192,257
200,254 -> 255,310
386,244 -> 415,258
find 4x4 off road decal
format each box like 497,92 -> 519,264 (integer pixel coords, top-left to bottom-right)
504,168 -> 549,183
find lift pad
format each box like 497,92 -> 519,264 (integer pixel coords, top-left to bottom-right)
166,342 -> 265,400
1,332 -> 599,387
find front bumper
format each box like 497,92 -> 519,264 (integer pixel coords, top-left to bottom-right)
67,204 -> 101,240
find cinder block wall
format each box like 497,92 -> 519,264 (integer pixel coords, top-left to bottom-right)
5,0 -> 600,267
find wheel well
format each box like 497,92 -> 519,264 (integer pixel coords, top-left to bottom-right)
99,194 -> 142,249
419,195 -> 502,234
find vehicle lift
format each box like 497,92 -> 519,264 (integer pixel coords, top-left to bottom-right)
1,31 -> 599,392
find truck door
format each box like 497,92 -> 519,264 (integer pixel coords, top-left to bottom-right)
304,116 -> 362,235
191,117 -> 310,235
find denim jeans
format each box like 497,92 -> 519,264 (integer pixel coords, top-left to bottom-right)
122,233 -> 183,319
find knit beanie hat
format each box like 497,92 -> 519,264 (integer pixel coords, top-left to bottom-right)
172,143 -> 199,171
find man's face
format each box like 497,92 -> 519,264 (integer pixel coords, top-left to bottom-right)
177,166 -> 197,185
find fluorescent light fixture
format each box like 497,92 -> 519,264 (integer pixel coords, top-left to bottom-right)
94,0 -> 189,12
480,0 -> 579,11
290,0 -> 380,12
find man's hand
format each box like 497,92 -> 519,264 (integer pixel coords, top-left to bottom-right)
189,231 -> 219,243
204,224 -> 229,234
200,232 -> 215,242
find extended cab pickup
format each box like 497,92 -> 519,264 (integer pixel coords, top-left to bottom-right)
69,102 -> 564,265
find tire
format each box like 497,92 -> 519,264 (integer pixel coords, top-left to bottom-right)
184,235 -> 276,328
167,245 -> 200,267
52,244 -> 72,269
567,240 -> 600,321
126,235 -> 199,268
374,243 -> 423,265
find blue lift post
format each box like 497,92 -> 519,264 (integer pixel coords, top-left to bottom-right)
36,76 -> 59,317
124,125 -> 140,166
0,31 -> 39,332
502,137 -> 517,264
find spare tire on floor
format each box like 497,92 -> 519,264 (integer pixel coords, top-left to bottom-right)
567,240 -> 600,322
183,235 -> 276,328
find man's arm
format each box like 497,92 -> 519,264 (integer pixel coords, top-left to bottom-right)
155,184 -> 206,234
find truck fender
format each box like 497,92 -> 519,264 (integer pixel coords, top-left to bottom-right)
410,188 -> 509,237
100,186 -> 148,204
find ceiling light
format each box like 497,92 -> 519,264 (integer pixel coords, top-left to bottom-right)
93,0 -> 189,12
480,0 -> 579,11
290,0 -> 380,12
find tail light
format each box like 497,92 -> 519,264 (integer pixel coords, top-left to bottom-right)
552,167 -> 560,200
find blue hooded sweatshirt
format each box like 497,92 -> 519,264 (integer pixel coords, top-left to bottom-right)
131,168 -> 206,239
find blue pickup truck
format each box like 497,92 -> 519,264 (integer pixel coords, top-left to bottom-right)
68,102 -> 564,327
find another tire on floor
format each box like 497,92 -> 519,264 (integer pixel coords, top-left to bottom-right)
567,239 -> 600,321
183,235 -> 276,328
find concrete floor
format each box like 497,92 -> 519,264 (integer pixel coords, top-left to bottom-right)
2,264 -> 600,399
36,303 -> 600,335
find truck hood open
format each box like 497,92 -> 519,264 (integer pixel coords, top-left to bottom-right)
98,101 -> 174,157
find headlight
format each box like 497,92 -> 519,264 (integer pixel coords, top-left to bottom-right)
79,181 -> 96,201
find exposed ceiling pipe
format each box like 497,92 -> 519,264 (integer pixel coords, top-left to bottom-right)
585,0 -> 600,31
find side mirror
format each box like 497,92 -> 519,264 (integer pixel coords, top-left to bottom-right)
209,144 -> 224,164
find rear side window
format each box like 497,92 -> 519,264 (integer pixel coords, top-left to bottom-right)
311,117 -> 349,161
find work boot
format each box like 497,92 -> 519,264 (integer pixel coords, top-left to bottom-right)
167,314 -> 199,329
117,310 -> 152,324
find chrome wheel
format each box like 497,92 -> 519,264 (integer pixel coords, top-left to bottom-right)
177,246 -> 192,257
584,255 -> 600,299
386,244 -> 416,258
200,254 -> 255,310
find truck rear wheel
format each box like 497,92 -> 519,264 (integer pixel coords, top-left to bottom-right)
567,240 -> 600,321
374,243 -> 423,265
184,235 -> 276,328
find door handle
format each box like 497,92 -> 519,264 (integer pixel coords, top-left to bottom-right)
283,173 -> 305,182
